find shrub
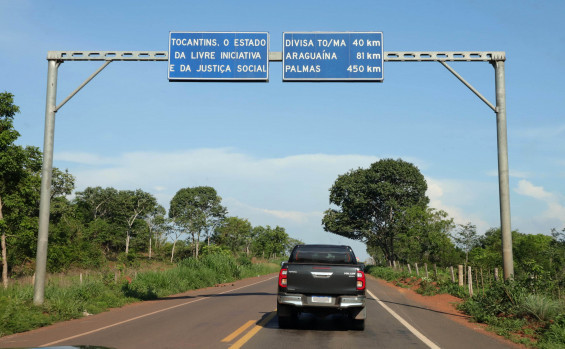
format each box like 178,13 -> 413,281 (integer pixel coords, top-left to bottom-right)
520,294 -> 562,322
539,314 -> 565,348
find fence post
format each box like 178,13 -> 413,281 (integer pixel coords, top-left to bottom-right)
458,265 -> 464,286
424,263 -> 429,278
393,260 -> 397,270
407,264 -> 412,274
468,266 -> 473,297
80,273 -> 83,285
494,268 -> 499,282
434,264 -> 438,280
415,263 -> 420,276
450,266 -> 455,283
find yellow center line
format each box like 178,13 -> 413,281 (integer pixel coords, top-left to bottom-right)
221,320 -> 256,343
229,311 -> 276,349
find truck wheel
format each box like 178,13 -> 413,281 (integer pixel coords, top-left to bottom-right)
278,314 -> 292,328
352,319 -> 365,331
277,304 -> 293,328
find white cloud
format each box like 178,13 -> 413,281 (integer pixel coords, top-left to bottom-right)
515,179 -> 553,201
426,177 -> 492,232
55,152 -> 118,166
515,179 -> 565,225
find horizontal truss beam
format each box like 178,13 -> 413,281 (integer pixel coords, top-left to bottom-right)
48,51 -> 505,62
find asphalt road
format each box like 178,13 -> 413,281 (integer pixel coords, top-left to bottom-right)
0,274 -> 517,349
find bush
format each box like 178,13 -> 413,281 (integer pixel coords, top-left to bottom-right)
539,314 -> 565,348
520,294 -> 562,322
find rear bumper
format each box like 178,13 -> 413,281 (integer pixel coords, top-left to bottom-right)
277,293 -> 365,309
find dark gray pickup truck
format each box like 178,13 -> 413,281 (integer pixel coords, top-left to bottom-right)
277,244 -> 366,330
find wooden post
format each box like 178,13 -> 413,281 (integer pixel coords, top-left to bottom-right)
434,264 -> 438,280
415,263 -> 420,276
468,266 -> 473,297
80,273 -> 83,285
424,263 -> 429,278
458,265 -> 464,286
393,260 -> 397,270
388,260 -> 392,268
450,266 -> 455,283
494,268 -> 499,282
114,272 -> 118,284
407,264 -> 412,274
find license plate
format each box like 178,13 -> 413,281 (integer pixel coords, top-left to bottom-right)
311,296 -> 332,304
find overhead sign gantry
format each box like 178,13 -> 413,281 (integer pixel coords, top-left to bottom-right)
34,33 -> 512,306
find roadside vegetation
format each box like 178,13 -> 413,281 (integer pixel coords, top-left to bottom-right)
324,158 -> 565,348
0,253 -> 280,337
0,92 -> 297,337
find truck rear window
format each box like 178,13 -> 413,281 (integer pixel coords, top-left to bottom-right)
289,246 -> 356,264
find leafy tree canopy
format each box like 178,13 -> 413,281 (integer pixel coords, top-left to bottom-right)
323,158 -> 429,262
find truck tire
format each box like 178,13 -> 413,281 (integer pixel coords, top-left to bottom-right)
352,319 -> 365,331
277,304 -> 294,328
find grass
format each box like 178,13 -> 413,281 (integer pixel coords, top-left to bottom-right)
0,254 -> 280,337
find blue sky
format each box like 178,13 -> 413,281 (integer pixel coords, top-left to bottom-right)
2,0 -> 565,261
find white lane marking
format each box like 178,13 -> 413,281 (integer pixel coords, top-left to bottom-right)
40,275 -> 277,347
367,289 -> 441,349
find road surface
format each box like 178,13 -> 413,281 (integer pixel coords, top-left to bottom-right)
0,273 -> 517,349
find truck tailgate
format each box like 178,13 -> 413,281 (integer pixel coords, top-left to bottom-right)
286,264 -> 359,295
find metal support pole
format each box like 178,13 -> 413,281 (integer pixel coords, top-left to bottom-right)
494,60 -> 514,280
34,59 -> 59,305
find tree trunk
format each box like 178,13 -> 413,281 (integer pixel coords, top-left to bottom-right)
1,233 -> 7,289
1,196 -> 7,289
170,240 -> 177,263
125,232 -> 130,255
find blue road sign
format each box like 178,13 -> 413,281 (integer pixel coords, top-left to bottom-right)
168,32 -> 269,81
283,32 -> 383,81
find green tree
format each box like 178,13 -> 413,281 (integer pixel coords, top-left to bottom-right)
169,186 -> 227,259
395,207 -> 457,265
252,225 -> 289,259
0,92 -> 42,287
74,187 -> 121,256
452,222 -> 479,264
213,216 -> 253,255
322,158 -> 429,263
145,204 -> 166,259
114,189 -> 158,255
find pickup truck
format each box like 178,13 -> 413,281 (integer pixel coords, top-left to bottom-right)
277,244 -> 366,330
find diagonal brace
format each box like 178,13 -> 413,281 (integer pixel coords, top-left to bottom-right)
439,61 -> 496,113
54,60 -> 112,112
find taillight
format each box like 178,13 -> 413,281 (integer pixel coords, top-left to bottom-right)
279,268 -> 288,288
356,270 -> 365,290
